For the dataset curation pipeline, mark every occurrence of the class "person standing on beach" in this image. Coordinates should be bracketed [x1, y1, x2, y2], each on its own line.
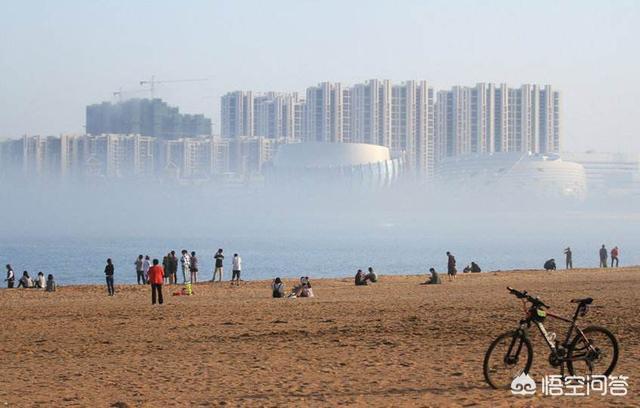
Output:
[180, 250, 191, 284]
[190, 251, 199, 284]
[212, 248, 224, 282]
[168, 251, 178, 284]
[143, 255, 151, 284]
[5, 264, 15, 288]
[564, 247, 573, 269]
[231, 253, 242, 285]
[148, 259, 164, 305]
[611, 246, 620, 267]
[135, 255, 145, 284]
[105, 258, 115, 296]
[446, 251, 457, 281]
[599, 245, 608, 268]
[162, 253, 170, 284]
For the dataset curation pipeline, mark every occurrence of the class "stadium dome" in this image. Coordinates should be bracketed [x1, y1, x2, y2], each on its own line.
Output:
[269, 142, 404, 189]
[435, 152, 587, 198]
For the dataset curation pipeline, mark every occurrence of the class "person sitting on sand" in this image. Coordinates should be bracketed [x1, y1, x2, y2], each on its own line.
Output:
[35, 272, 45, 289]
[355, 269, 368, 286]
[463, 265, 471, 273]
[544, 259, 557, 271]
[272, 277, 285, 298]
[470, 262, 481, 273]
[17, 271, 34, 288]
[421, 268, 441, 285]
[45, 274, 56, 292]
[366, 267, 378, 283]
[289, 276, 314, 298]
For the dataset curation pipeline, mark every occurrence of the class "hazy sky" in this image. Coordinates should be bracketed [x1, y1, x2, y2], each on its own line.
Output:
[1, 0, 638, 152]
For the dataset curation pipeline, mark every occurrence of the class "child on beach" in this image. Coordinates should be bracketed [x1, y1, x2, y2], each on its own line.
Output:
[355, 269, 368, 286]
[272, 277, 285, 298]
[46, 274, 56, 292]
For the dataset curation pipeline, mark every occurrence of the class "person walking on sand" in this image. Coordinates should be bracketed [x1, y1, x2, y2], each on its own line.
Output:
[135, 255, 145, 284]
[143, 255, 151, 284]
[599, 245, 608, 268]
[212, 248, 224, 282]
[446, 251, 457, 281]
[5, 264, 15, 288]
[168, 251, 178, 284]
[611, 246, 620, 268]
[564, 247, 573, 269]
[148, 258, 164, 305]
[231, 253, 242, 285]
[105, 258, 115, 296]
[180, 250, 191, 284]
[190, 251, 199, 284]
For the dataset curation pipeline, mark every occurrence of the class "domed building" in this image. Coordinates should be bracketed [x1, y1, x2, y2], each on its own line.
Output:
[435, 152, 587, 199]
[268, 142, 404, 189]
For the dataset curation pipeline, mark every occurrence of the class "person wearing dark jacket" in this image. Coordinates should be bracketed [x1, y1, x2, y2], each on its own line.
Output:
[599, 245, 608, 268]
[470, 262, 481, 273]
[105, 258, 115, 296]
[544, 259, 556, 271]
[5, 264, 15, 288]
[446, 251, 457, 281]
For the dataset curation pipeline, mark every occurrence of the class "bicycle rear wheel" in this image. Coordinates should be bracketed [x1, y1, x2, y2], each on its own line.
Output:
[483, 330, 534, 389]
[567, 325, 619, 377]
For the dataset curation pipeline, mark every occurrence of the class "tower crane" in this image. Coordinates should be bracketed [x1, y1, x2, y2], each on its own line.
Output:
[139, 76, 209, 99]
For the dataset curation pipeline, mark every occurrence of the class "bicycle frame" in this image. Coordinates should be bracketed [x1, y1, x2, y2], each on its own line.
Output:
[517, 299, 592, 364]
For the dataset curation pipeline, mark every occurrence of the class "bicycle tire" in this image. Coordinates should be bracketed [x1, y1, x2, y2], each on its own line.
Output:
[483, 330, 534, 389]
[566, 325, 619, 377]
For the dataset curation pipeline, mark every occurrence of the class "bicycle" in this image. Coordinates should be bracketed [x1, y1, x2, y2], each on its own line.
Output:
[483, 287, 619, 389]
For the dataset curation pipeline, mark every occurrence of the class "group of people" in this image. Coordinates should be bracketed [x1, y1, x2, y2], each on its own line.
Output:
[546, 244, 622, 270]
[100, 248, 244, 303]
[271, 276, 314, 298]
[354, 267, 378, 286]
[4, 265, 56, 291]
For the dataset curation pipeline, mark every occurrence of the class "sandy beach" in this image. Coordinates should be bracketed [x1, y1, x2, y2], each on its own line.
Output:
[1, 267, 638, 407]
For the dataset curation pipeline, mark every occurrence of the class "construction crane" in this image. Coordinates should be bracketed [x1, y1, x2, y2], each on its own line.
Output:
[139, 76, 208, 100]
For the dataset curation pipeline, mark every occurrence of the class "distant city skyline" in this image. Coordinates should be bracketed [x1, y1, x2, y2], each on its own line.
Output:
[1, 1, 638, 153]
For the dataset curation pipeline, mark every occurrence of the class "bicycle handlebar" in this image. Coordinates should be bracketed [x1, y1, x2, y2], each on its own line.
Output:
[507, 287, 550, 309]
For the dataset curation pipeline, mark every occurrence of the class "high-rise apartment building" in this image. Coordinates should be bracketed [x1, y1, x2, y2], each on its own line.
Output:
[86, 98, 211, 139]
[391, 81, 435, 176]
[221, 91, 254, 138]
[303, 82, 346, 143]
[254, 92, 301, 142]
[435, 83, 560, 159]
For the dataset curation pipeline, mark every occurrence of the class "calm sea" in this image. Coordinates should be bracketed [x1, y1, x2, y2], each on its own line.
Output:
[1, 227, 637, 285]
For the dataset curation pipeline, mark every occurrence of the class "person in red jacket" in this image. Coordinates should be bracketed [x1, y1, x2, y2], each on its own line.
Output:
[147, 259, 165, 305]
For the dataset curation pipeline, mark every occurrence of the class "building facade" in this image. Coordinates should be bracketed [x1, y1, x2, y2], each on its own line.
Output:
[434, 83, 561, 159]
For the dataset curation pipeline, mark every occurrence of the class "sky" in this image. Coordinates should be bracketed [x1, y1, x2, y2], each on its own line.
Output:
[0, 0, 638, 152]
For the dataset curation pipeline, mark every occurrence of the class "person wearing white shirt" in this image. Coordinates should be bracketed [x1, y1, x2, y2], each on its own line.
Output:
[143, 256, 151, 284]
[180, 250, 191, 284]
[231, 253, 242, 285]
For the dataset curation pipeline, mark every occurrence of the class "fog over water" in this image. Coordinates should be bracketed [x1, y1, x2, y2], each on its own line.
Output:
[1, 179, 638, 285]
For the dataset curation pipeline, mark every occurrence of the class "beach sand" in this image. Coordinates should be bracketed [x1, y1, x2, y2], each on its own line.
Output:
[0, 267, 638, 407]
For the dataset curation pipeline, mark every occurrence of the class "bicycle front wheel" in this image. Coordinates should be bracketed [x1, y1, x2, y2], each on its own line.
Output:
[567, 325, 619, 377]
[483, 330, 533, 389]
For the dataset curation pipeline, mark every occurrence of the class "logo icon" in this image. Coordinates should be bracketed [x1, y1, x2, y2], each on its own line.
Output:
[511, 372, 536, 395]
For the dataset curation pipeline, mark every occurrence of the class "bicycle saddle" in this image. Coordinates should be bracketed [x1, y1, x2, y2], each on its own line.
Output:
[570, 297, 593, 305]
